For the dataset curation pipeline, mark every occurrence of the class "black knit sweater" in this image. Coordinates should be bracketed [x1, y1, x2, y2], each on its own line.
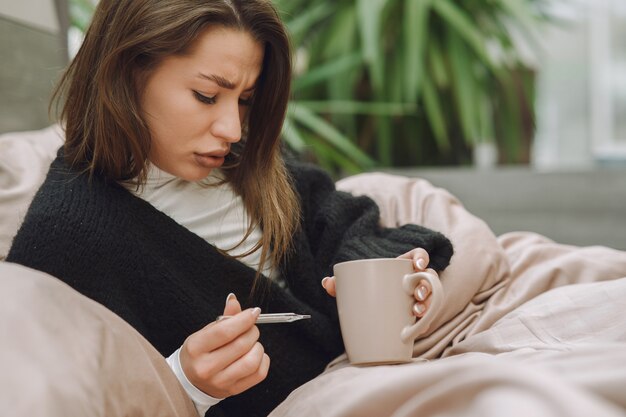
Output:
[7, 153, 453, 417]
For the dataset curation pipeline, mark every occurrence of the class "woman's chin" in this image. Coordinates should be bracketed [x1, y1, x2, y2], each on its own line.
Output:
[168, 163, 214, 182]
[182, 168, 213, 181]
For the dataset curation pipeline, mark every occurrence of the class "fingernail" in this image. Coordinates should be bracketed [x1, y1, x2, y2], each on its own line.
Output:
[417, 285, 428, 301]
[225, 293, 236, 305]
[251, 307, 261, 317]
[321, 277, 329, 288]
[413, 303, 426, 316]
[415, 259, 426, 270]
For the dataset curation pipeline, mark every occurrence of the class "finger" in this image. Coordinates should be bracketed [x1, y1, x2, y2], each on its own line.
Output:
[425, 267, 437, 273]
[180, 322, 262, 397]
[183, 323, 261, 390]
[413, 297, 432, 318]
[188, 308, 261, 354]
[206, 324, 261, 372]
[228, 352, 271, 396]
[413, 301, 426, 317]
[397, 248, 430, 271]
[413, 279, 432, 301]
[223, 293, 242, 317]
[321, 276, 336, 297]
[212, 341, 266, 390]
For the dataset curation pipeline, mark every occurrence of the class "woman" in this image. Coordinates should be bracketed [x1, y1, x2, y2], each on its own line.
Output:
[7, 0, 453, 416]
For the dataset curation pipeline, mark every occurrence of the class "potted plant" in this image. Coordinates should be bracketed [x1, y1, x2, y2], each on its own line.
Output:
[275, 0, 550, 174]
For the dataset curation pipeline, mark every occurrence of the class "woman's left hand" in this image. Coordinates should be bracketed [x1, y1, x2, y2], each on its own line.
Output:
[321, 248, 436, 318]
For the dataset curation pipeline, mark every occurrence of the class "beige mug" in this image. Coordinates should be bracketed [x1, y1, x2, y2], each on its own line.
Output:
[333, 258, 444, 365]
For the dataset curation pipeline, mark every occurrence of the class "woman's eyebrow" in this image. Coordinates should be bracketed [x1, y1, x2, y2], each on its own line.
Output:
[196, 73, 256, 91]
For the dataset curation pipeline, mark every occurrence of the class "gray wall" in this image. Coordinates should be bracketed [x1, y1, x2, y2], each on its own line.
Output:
[0, 10, 66, 134]
[386, 167, 626, 250]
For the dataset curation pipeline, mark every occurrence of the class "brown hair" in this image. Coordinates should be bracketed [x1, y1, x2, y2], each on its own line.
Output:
[52, 0, 300, 283]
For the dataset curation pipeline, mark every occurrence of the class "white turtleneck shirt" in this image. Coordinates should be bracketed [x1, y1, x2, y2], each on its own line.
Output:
[128, 164, 276, 278]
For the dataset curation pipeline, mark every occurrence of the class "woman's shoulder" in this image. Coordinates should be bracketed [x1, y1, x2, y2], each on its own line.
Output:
[284, 158, 336, 195]
[7, 152, 150, 264]
[39, 150, 129, 206]
[20, 150, 143, 240]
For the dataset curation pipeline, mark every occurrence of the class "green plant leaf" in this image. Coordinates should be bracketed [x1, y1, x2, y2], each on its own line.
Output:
[428, 38, 449, 89]
[356, 0, 387, 93]
[447, 31, 479, 144]
[376, 116, 393, 166]
[404, 0, 432, 101]
[284, 2, 335, 41]
[495, 0, 545, 56]
[289, 104, 376, 168]
[308, 139, 363, 176]
[320, 4, 357, 59]
[432, 0, 496, 72]
[296, 100, 417, 115]
[292, 52, 363, 92]
[389, 45, 406, 103]
[322, 5, 360, 123]
[421, 76, 450, 151]
[281, 116, 307, 153]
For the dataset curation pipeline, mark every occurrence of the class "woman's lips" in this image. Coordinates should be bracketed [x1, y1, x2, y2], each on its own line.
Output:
[193, 152, 226, 168]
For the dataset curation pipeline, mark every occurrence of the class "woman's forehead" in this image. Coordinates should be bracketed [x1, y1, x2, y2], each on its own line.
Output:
[186, 26, 264, 78]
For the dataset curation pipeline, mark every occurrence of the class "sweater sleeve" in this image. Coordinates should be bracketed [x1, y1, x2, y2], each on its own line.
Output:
[283, 161, 453, 313]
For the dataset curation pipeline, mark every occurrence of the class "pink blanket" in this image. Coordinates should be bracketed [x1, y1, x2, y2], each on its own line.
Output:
[269, 173, 626, 417]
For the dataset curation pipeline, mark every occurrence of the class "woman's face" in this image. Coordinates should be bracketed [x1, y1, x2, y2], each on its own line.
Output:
[141, 26, 263, 181]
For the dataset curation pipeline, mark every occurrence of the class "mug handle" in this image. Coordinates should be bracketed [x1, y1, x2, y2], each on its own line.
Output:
[400, 271, 445, 343]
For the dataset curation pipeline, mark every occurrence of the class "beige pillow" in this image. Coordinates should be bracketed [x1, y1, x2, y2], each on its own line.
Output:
[0, 261, 197, 417]
[0, 125, 64, 260]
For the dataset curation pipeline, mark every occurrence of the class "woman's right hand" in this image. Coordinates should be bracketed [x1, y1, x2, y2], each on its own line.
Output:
[179, 294, 270, 399]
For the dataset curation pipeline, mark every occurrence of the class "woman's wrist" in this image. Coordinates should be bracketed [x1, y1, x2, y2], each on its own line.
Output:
[165, 347, 223, 416]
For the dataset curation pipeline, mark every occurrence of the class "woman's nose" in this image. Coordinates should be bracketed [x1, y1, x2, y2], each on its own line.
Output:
[211, 104, 242, 143]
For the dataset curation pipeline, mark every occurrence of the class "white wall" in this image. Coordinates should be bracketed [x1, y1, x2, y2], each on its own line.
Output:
[532, 0, 626, 169]
[0, 0, 59, 33]
[532, 0, 593, 170]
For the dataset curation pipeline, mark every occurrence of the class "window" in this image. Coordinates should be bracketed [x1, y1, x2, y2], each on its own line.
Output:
[590, 0, 626, 162]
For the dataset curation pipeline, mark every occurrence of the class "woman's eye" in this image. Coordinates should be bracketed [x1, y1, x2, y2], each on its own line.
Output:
[193, 91, 216, 105]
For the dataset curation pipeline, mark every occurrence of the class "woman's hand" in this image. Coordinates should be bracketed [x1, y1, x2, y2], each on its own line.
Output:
[321, 248, 436, 318]
[179, 294, 270, 399]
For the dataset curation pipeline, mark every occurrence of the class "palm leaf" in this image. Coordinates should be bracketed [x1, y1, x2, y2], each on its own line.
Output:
[447, 31, 479, 144]
[289, 104, 376, 168]
[432, 0, 496, 72]
[421, 76, 450, 151]
[356, 0, 387, 93]
[308, 139, 364, 175]
[284, 2, 335, 41]
[403, 0, 433, 101]
[281, 116, 307, 153]
[296, 100, 416, 115]
[292, 52, 363, 92]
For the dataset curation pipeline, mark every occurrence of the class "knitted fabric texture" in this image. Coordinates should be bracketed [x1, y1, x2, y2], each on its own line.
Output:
[8, 152, 453, 417]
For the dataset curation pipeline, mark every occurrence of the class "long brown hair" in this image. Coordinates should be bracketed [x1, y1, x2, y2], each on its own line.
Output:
[51, 0, 300, 282]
